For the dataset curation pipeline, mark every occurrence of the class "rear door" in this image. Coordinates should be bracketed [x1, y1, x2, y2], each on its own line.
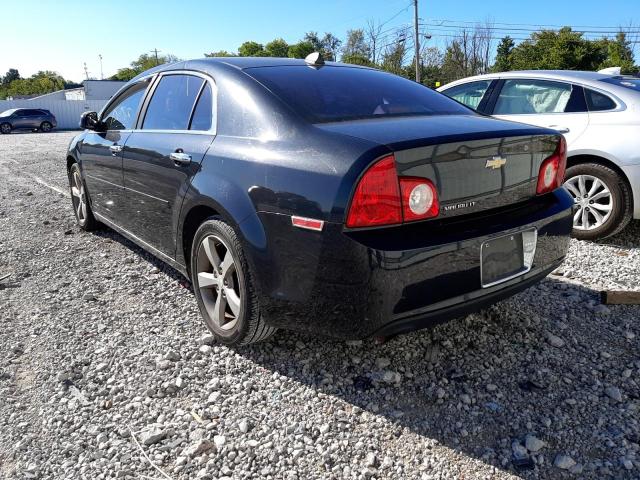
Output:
[80, 80, 150, 218]
[121, 72, 215, 257]
[12, 110, 31, 129]
[490, 78, 589, 147]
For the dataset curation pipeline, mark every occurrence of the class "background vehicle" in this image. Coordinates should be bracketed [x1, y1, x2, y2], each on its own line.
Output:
[439, 71, 640, 240]
[0, 108, 57, 134]
[66, 57, 573, 346]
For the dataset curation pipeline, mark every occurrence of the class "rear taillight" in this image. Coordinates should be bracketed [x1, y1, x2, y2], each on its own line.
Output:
[536, 136, 567, 195]
[346, 155, 439, 228]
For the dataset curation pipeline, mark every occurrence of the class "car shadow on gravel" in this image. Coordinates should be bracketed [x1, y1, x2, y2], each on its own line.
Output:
[231, 277, 640, 479]
[87, 225, 639, 478]
[597, 220, 640, 250]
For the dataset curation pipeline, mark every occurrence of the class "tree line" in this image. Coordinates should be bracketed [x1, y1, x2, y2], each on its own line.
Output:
[1, 24, 638, 100]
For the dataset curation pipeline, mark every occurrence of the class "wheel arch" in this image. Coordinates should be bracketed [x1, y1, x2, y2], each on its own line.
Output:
[566, 153, 634, 213]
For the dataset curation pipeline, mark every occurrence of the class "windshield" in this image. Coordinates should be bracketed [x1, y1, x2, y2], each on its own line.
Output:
[246, 65, 472, 123]
[600, 76, 640, 91]
[0, 109, 17, 117]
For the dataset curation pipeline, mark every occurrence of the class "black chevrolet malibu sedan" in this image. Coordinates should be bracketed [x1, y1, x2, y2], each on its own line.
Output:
[66, 55, 573, 345]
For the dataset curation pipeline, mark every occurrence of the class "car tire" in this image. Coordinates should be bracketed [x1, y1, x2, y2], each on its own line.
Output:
[0, 123, 11, 134]
[68, 163, 98, 231]
[40, 121, 53, 133]
[564, 162, 632, 240]
[191, 217, 277, 346]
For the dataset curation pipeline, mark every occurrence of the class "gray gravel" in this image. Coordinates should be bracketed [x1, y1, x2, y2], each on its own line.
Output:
[1, 131, 639, 479]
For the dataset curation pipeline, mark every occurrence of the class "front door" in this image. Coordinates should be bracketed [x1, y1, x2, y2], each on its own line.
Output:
[491, 78, 590, 147]
[80, 81, 149, 219]
[121, 73, 215, 257]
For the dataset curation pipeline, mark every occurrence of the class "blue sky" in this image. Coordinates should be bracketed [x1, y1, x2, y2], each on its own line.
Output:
[2, 0, 638, 82]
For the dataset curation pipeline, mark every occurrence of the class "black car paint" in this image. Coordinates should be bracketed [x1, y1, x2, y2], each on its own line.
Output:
[67, 58, 573, 339]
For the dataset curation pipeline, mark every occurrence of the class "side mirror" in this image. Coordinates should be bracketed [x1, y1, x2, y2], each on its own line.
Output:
[80, 111, 103, 131]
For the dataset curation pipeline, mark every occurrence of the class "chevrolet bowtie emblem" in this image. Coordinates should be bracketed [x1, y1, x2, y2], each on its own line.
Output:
[485, 156, 507, 169]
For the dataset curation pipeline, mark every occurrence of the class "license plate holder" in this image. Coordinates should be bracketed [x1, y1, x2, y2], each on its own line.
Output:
[481, 229, 537, 288]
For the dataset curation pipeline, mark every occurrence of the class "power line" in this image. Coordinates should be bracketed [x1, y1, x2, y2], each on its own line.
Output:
[421, 22, 640, 35]
[424, 18, 640, 31]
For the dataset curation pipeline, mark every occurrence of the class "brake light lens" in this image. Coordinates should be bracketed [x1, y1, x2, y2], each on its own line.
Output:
[536, 136, 567, 195]
[346, 155, 439, 228]
[400, 178, 439, 221]
[345, 155, 402, 228]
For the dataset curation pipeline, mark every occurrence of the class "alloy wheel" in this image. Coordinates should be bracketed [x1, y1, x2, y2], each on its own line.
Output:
[564, 174, 613, 231]
[196, 234, 242, 331]
[70, 170, 87, 223]
[41, 122, 51, 132]
[1, 124, 10, 134]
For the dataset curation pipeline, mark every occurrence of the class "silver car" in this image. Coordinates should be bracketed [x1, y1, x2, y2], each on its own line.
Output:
[439, 71, 640, 240]
[0, 108, 57, 134]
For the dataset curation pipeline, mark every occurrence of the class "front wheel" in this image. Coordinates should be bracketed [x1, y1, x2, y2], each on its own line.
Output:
[68, 163, 98, 231]
[563, 163, 632, 240]
[40, 121, 52, 132]
[191, 218, 276, 346]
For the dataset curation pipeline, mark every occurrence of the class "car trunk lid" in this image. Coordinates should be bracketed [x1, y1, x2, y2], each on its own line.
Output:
[318, 115, 561, 219]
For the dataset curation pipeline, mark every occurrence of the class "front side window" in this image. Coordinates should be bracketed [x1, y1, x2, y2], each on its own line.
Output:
[585, 89, 617, 111]
[143, 74, 204, 130]
[494, 79, 573, 115]
[102, 82, 148, 130]
[246, 66, 471, 123]
[442, 80, 492, 110]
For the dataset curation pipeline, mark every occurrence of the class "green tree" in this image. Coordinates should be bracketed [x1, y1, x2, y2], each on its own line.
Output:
[238, 41, 266, 57]
[110, 53, 179, 81]
[288, 41, 315, 59]
[598, 32, 638, 74]
[204, 50, 236, 57]
[510, 28, 607, 71]
[2, 68, 20, 86]
[264, 38, 289, 57]
[493, 36, 515, 72]
[380, 34, 408, 76]
[303, 31, 342, 60]
[342, 29, 372, 65]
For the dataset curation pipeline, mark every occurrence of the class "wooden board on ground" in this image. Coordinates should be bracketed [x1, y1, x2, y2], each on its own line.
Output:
[601, 290, 640, 305]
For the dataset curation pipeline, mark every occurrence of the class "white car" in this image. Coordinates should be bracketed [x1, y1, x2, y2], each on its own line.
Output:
[439, 70, 640, 240]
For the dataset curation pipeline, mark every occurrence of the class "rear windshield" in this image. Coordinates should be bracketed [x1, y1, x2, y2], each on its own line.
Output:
[0, 109, 17, 117]
[600, 77, 640, 91]
[246, 65, 472, 123]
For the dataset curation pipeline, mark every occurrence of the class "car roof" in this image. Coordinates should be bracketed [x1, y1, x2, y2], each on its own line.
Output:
[441, 70, 624, 88]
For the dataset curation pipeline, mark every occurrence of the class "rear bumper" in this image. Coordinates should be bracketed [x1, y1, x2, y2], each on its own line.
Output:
[621, 163, 640, 219]
[248, 188, 573, 339]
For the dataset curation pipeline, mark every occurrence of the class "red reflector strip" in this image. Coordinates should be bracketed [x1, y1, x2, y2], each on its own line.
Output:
[291, 216, 324, 231]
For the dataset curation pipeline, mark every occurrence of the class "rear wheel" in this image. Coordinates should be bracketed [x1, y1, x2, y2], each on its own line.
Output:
[68, 163, 98, 231]
[563, 162, 631, 240]
[40, 121, 52, 132]
[0, 123, 11, 134]
[191, 218, 276, 346]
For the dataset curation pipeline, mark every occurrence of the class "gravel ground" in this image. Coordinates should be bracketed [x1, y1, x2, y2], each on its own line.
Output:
[1, 131, 639, 480]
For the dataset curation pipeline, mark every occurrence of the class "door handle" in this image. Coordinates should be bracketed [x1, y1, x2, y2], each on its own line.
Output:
[549, 125, 570, 134]
[170, 152, 192, 166]
[109, 145, 123, 156]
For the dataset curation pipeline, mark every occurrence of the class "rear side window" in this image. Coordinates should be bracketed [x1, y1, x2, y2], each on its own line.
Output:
[494, 79, 573, 115]
[143, 74, 204, 130]
[246, 66, 471, 123]
[442, 80, 492, 110]
[585, 89, 617, 111]
[189, 83, 213, 131]
[103, 81, 148, 130]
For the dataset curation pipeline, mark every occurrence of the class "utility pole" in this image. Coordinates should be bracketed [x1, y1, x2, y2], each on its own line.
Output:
[413, 0, 420, 83]
[83, 62, 89, 80]
[98, 54, 103, 80]
[151, 48, 160, 66]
